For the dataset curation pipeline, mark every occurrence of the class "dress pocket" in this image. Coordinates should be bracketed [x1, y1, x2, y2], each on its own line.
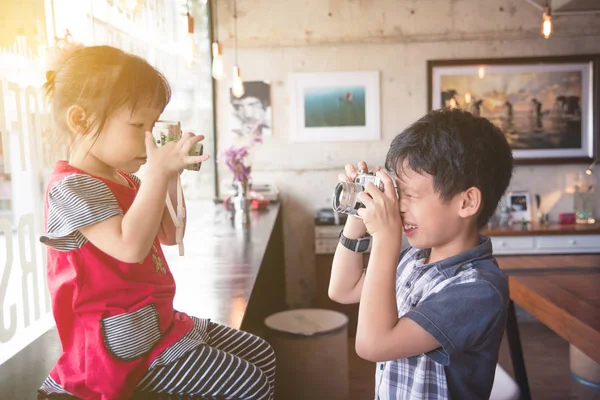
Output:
[100, 303, 162, 361]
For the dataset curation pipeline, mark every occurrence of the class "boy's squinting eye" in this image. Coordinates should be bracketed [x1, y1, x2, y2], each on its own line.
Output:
[130, 123, 144, 129]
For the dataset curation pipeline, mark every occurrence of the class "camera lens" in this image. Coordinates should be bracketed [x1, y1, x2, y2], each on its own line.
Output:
[332, 181, 363, 216]
[332, 183, 345, 210]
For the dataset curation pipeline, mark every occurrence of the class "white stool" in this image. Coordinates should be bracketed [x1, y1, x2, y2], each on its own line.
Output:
[570, 344, 600, 389]
[265, 309, 349, 400]
[490, 364, 520, 400]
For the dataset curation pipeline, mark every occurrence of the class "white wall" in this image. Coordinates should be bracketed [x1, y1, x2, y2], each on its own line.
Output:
[214, 0, 600, 307]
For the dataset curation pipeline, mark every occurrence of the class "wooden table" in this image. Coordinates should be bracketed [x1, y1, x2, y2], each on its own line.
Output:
[483, 222, 600, 237]
[497, 254, 600, 274]
[0, 200, 286, 399]
[498, 255, 600, 400]
[163, 200, 286, 333]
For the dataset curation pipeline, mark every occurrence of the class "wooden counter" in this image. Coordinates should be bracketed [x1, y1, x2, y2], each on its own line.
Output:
[482, 222, 600, 237]
[163, 200, 286, 333]
[480, 222, 600, 255]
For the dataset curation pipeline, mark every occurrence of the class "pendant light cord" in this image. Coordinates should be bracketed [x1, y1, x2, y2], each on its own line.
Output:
[213, 0, 219, 41]
[234, 0, 238, 65]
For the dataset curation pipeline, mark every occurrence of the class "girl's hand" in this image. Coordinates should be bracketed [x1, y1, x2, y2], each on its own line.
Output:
[144, 131, 209, 178]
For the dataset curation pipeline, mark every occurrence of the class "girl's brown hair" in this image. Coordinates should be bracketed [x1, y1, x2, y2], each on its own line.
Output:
[43, 45, 171, 152]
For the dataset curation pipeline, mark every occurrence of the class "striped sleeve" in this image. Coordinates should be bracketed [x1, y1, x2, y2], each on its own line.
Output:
[40, 174, 122, 251]
[128, 173, 142, 188]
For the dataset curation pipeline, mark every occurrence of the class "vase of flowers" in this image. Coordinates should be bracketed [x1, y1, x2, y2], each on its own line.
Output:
[222, 138, 261, 225]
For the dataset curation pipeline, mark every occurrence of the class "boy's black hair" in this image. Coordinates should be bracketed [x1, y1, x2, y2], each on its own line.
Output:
[385, 108, 514, 229]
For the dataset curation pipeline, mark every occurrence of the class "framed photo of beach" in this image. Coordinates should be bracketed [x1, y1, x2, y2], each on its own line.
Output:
[288, 71, 381, 143]
[427, 56, 599, 165]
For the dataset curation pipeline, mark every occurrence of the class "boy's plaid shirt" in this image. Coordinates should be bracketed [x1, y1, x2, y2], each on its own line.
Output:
[373, 237, 508, 399]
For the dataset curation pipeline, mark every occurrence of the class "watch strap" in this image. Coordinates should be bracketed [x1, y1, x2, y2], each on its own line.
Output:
[339, 230, 371, 253]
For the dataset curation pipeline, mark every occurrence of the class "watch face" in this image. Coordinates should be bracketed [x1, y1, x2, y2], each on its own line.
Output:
[357, 239, 370, 252]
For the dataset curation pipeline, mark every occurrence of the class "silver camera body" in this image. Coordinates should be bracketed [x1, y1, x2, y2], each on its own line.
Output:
[152, 121, 203, 171]
[332, 172, 386, 218]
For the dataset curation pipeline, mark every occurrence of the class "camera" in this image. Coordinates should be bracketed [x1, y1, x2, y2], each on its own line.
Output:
[152, 121, 203, 171]
[332, 172, 394, 217]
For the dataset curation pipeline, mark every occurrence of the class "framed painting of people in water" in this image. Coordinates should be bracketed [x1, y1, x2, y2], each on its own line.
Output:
[288, 71, 381, 143]
[427, 56, 599, 164]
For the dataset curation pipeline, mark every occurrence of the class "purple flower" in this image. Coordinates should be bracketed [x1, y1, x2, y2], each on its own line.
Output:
[220, 144, 253, 183]
[251, 135, 263, 144]
[218, 134, 263, 183]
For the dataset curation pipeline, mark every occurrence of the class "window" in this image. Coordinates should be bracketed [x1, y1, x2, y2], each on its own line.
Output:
[0, 0, 215, 364]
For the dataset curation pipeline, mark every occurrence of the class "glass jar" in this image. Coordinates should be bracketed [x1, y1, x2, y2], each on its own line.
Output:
[573, 172, 597, 224]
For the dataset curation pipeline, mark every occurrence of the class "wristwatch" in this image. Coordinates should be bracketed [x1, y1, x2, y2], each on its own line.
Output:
[339, 230, 371, 253]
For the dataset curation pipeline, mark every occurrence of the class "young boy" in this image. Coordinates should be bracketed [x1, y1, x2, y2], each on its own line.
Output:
[329, 108, 514, 399]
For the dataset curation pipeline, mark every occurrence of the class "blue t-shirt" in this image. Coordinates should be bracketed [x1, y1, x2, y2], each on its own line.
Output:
[375, 235, 509, 400]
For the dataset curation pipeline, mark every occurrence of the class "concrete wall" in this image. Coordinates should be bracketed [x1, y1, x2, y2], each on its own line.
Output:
[213, 0, 600, 307]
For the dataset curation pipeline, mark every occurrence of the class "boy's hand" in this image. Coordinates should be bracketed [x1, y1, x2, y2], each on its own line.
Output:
[356, 171, 402, 242]
[145, 131, 209, 178]
[338, 161, 381, 184]
[339, 161, 381, 237]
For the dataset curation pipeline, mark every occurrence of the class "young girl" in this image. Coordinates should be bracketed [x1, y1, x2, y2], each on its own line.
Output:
[38, 45, 276, 400]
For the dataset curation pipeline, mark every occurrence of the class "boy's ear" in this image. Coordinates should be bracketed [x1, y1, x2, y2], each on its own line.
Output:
[458, 186, 482, 219]
[65, 105, 89, 134]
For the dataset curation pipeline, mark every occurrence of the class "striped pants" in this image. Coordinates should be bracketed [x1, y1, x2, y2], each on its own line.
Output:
[133, 322, 276, 399]
[40, 322, 276, 400]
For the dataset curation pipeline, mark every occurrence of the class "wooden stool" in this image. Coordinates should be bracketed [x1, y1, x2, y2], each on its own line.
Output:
[265, 309, 349, 400]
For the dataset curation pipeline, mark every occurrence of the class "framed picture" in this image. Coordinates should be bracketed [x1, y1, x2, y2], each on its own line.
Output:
[506, 191, 533, 224]
[288, 71, 381, 143]
[230, 81, 272, 138]
[427, 55, 599, 164]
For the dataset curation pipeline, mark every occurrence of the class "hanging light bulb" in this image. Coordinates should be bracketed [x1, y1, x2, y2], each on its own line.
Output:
[478, 66, 485, 79]
[210, 0, 224, 80]
[185, 3, 197, 65]
[212, 42, 224, 80]
[231, 0, 245, 97]
[232, 66, 245, 98]
[541, 5, 552, 39]
[186, 37, 197, 65]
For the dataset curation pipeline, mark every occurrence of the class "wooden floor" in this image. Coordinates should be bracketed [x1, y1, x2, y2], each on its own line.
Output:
[2, 320, 599, 399]
[349, 320, 600, 400]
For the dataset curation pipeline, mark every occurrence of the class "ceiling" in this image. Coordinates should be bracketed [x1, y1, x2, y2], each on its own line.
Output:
[555, 0, 600, 11]
[541, 0, 600, 11]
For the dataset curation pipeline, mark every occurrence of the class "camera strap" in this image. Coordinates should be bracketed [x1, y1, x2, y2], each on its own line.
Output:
[165, 176, 185, 256]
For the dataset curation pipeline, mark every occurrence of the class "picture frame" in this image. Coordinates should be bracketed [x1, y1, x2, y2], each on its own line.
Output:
[427, 55, 600, 165]
[230, 81, 272, 138]
[506, 190, 533, 224]
[288, 71, 381, 143]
